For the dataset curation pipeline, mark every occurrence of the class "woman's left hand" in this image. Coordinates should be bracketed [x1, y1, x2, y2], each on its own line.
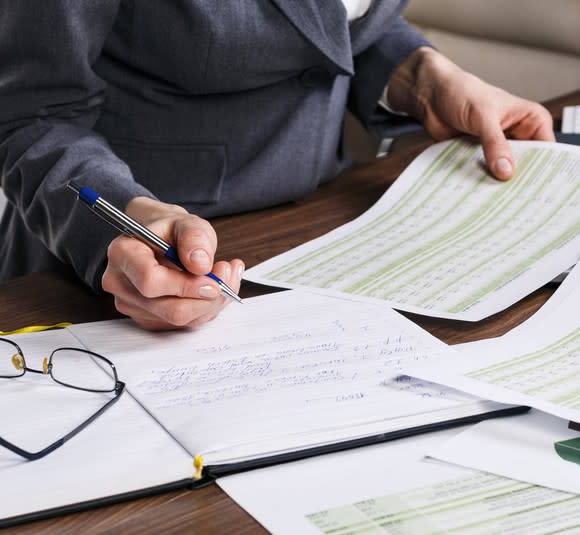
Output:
[387, 47, 555, 180]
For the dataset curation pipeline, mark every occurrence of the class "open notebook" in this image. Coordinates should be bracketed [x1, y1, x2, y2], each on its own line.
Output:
[0, 291, 522, 526]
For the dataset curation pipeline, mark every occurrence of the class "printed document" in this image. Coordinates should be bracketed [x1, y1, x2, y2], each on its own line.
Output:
[401, 264, 580, 422]
[429, 410, 580, 494]
[219, 428, 580, 535]
[246, 139, 580, 321]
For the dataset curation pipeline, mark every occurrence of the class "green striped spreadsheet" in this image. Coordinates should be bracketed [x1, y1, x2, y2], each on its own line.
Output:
[246, 139, 580, 321]
[467, 326, 580, 410]
[399, 265, 580, 423]
[307, 472, 580, 535]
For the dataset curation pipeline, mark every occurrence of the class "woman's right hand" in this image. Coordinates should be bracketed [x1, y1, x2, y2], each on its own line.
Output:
[102, 197, 244, 331]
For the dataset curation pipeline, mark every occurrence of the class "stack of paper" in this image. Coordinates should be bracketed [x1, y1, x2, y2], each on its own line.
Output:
[1, 139, 578, 531]
[220, 265, 580, 534]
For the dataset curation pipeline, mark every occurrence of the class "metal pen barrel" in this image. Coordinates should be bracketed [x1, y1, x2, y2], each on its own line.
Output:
[93, 196, 172, 254]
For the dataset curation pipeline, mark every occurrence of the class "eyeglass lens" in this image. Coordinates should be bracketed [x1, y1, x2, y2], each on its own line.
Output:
[0, 340, 116, 392]
[50, 348, 116, 392]
[0, 340, 25, 378]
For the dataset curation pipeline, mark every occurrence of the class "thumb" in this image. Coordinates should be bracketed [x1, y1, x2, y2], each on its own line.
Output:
[174, 215, 217, 276]
[480, 122, 514, 181]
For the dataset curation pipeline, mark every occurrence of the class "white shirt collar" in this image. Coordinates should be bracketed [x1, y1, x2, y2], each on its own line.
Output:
[341, 0, 373, 21]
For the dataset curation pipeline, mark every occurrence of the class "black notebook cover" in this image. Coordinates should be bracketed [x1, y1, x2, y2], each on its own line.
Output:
[0, 404, 528, 529]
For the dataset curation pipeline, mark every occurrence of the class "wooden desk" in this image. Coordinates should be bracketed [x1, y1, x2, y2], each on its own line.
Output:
[2, 90, 579, 534]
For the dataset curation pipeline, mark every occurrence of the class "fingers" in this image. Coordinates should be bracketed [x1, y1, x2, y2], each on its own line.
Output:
[482, 101, 554, 180]
[104, 264, 243, 330]
[508, 103, 555, 142]
[145, 213, 218, 276]
[103, 234, 245, 330]
[527, 106, 555, 141]
[125, 197, 219, 276]
[173, 216, 218, 276]
[106, 236, 216, 300]
[410, 55, 555, 181]
[112, 288, 226, 330]
[479, 121, 514, 181]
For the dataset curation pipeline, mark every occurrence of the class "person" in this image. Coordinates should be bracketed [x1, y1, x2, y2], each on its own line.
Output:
[0, 1, 554, 330]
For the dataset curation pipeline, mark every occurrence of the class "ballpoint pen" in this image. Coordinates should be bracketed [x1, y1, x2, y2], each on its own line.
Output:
[67, 181, 242, 304]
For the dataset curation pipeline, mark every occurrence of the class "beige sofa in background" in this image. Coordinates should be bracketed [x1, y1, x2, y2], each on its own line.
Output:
[405, 0, 580, 102]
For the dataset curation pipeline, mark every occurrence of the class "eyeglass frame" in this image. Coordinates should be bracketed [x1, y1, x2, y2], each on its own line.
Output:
[0, 337, 125, 461]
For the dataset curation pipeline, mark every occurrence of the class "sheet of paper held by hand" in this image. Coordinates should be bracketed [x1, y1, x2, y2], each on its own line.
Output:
[246, 139, 580, 321]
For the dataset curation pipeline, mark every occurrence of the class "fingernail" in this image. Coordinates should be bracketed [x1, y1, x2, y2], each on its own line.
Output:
[191, 249, 210, 265]
[494, 157, 513, 177]
[237, 265, 245, 280]
[198, 285, 219, 299]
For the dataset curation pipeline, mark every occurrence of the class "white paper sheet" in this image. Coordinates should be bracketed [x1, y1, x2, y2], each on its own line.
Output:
[451, 262, 580, 362]
[245, 139, 580, 321]
[219, 428, 580, 535]
[401, 264, 580, 422]
[429, 410, 580, 494]
[70, 291, 502, 466]
[0, 329, 192, 523]
[520, 260, 580, 325]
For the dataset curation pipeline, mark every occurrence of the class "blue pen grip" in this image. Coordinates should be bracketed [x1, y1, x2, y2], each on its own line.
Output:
[78, 186, 100, 207]
[165, 247, 223, 288]
[204, 272, 221, 284]
[164, 247, 186, 271]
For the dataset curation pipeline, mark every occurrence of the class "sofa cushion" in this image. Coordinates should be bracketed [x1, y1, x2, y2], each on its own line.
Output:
[405, 0, 580, 56]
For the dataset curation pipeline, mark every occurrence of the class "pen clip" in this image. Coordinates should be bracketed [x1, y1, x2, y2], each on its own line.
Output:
[68, 181, 132, 236]
[87, 204, 135, 238]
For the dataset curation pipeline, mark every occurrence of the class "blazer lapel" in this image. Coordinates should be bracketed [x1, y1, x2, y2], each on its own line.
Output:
[269, 0, 354, 74]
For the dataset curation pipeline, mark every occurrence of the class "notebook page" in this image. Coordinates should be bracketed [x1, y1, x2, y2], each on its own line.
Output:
[0, 329, 192, 523]
[71, 291, 504, 466]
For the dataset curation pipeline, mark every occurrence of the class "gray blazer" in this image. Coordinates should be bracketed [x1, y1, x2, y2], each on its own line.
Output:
[0, 1, 429, 291]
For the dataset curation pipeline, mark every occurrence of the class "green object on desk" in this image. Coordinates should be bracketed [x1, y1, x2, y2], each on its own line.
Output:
[555, 437, 580, 465]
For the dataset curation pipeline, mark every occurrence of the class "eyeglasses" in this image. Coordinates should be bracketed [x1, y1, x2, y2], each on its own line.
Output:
[0, 337, 125, 461]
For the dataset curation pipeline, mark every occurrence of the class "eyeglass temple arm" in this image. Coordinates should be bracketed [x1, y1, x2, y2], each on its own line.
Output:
[0, 381, 125, 461]
[0, 435, 64, 460]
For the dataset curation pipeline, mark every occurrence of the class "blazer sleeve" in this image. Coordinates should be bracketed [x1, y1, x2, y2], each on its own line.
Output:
[0, 1, 155, 291]
[348, 14, 432, 135]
